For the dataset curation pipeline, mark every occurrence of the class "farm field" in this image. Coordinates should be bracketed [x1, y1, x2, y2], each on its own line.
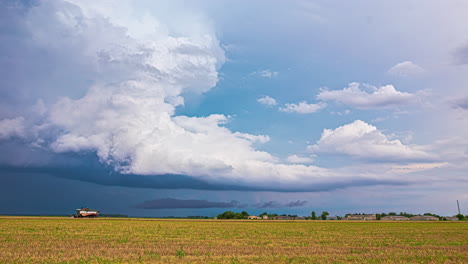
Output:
[0, 217, 467, 263]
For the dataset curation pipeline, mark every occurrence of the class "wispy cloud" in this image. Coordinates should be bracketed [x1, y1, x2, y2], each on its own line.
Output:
[387, 61, 424, 77]
[252, 69, 279, 78]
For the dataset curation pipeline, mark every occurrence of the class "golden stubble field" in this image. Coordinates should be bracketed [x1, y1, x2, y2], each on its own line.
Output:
[0, 217, 467, 263]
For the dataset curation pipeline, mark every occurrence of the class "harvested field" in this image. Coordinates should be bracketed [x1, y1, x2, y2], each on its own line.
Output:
[0, 217, 467, 263]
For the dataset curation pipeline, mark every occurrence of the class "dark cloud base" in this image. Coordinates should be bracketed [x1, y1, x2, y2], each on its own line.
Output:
[0, 143, 408, 192]
[133, 198, 309, 210]
[134, 198, 245, 209]
[0, 164, 407, 192]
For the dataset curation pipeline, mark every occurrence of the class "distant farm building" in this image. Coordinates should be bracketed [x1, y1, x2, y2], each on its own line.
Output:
[410, 215, 439, 221]
[344, 214, 376, 220]
[262, 215, 268, 220]
[381, 216, 409, 221]
[443, 217, 459, 221]
[326, 215, 338, 220]
[248, 215, 260, 220]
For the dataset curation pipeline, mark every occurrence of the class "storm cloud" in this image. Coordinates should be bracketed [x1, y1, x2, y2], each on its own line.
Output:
[134, 198, 245, 209]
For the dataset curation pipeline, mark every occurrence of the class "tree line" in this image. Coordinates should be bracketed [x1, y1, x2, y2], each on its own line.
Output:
[216, 210, 466, 220]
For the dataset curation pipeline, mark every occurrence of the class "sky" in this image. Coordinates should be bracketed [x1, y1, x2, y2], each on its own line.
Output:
[0, 0, 467, 217]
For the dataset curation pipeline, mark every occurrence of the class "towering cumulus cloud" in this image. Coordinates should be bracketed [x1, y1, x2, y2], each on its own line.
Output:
[0, 0, 343, 189]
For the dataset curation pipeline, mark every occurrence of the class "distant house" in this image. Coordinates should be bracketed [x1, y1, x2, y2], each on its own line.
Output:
[381, 216, 409, 221]
[326, 215, 338, 220]
[248, 215, 260, 220]
[262, 215, 268, 220]
[443, 217, 459, 221]
[294, 216, 306, 220]
[410, 215, 439, 221]
[344, 214, 376, 221]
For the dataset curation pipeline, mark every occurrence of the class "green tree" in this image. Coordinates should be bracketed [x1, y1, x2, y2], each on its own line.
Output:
[456, 214, 464, 220]
[320, 211, 329, 220]
[217, 211, 235, 219]
[376, 214, 381, 220]
[241, 211, 249, 218]
[233, 213, 244, 219]
[311, 211, 317, 220]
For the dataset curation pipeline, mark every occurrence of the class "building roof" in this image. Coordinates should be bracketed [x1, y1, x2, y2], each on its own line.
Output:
[381, 216, 409, 220]
[410, 215, 439, 221]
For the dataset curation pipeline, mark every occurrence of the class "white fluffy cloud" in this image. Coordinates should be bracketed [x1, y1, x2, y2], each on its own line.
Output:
[257, 96, 277, 106]
[308, 120, 433, 162]
[279, 101, 326, 114]
[0, 0, 348, 189]
[387, 61, 424, 77]
[0, 117, 25, 140]
[1, 0, 456, 191]
[286, 155, 314, 164]
[317, 82, 417, 109]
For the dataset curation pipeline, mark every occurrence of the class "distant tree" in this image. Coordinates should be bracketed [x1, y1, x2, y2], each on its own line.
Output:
[399, 212, 414, 218]
[233, 213, 244, 219]
[456, 214, 464, 220]
[424, 213, 441, 219]
[320, 211, 329, 220]
[268, 214, 278, 218]
[260, 212, 268, 217]
[376, 214, 381, 220]
[311, 211, 317, 220]
[241, 211, 249, 218]
[217, 211, 235, 219]
[389, 212, 397, 216]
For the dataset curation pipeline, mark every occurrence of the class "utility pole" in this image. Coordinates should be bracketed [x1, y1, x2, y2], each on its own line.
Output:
[457, 200, 461, 215]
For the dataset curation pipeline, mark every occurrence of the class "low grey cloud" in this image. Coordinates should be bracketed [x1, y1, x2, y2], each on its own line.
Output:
[453, 97, 468, 109]
[254, 200, 308, 208]
[285, 200, 308, 207]
[134, 198, 245, 209]
[454, 43, 468, 65]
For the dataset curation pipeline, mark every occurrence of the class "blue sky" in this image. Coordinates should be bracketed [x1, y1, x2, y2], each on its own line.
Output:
[1, 0, 467, 217]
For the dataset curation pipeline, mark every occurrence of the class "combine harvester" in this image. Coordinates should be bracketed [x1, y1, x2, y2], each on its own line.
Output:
[71, 207, 100, 218]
